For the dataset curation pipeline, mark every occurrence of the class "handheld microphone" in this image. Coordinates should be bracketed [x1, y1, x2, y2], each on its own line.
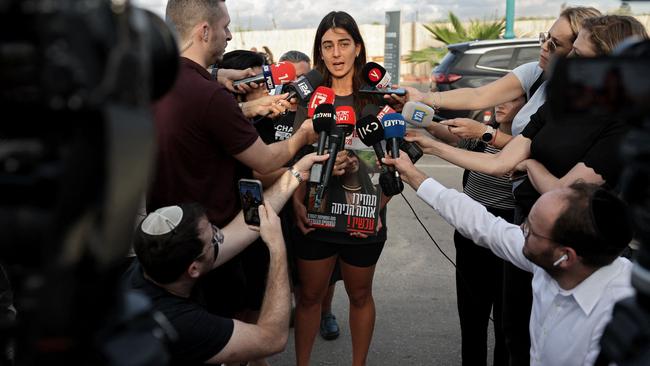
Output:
[232, 62, 296, 90]
[314, 106, 356, 209]
[362, 62, 392, 89]
[309, 104, 336, 183]
[365, 104, 423, 163]
[402, 101, 445, 127]
[308, 87, 336, 118]
[284, 69, 324, 102]
[355, 113, 404, 196]
[382, 113, 407, 159]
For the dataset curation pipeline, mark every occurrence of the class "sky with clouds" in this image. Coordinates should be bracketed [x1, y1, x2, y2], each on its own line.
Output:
[135, 0, 650, 29]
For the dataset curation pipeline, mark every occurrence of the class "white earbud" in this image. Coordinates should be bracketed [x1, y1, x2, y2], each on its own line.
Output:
[203, 29, 208, 41]
[553, 254, 569, 267]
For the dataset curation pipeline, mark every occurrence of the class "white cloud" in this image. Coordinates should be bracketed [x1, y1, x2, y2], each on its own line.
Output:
[134, 0, 650, 29]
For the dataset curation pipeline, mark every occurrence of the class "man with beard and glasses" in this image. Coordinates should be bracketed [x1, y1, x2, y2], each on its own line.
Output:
[382, 153, 634, 366]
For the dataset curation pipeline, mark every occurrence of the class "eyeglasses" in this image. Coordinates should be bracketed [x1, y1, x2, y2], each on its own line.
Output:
[520, 218, 555, 242]
[195, 224, 222, 261]
[539, 32, 558, 53]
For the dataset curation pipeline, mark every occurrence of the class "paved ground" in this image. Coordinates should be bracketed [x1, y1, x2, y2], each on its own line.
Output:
[270, 154, 497, 365]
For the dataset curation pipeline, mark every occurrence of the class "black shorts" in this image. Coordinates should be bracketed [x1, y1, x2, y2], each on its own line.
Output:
[295, 236, 385, 268]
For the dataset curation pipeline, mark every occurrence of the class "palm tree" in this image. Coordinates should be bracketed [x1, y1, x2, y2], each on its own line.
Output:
[406, 12, 505, 66]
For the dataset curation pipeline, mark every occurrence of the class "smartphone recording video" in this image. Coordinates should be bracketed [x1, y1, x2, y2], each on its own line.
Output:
[239, 179, 264, 226]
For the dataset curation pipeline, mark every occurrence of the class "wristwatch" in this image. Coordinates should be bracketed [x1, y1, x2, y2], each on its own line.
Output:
[481, 125, 496, 143]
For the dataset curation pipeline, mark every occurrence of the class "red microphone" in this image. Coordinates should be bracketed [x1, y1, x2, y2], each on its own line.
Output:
[232, 61, 296, 90]
[307, 86, 336, 118]
[270, 62, 296, 85]
[376, 104, 396, 121]
[335, 106, 356, 136]
[362, 62, 392, 89]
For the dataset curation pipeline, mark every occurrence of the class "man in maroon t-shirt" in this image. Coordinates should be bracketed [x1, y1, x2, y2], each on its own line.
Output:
[148, 0, 317, 228]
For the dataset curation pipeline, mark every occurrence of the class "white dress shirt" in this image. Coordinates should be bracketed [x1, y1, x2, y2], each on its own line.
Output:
[416, 178, 634, 366]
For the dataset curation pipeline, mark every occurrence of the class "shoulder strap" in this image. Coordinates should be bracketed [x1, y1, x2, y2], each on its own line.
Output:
[526, 72, 545, 102]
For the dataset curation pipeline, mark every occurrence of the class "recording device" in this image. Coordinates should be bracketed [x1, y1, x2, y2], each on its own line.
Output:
[545, 39, 650, 366]
[381, 113, 407, 160]
[363, 104, 422, 163]
[232, 61, 296, 90]
[0, 0, 179, 364]
[313, 106, 356, 209]
[355, 115, 404, 196]
[309, 104, 336, 183]
[402, 101, 446, 128]
[359, 85, 407, 96]
[284, 69, 324, 102]
[239, 179, 264, 226]
[308, 86, 336, 118]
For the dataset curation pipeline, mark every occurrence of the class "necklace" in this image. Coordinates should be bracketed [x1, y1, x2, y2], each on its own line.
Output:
[342, 184, 362, 191]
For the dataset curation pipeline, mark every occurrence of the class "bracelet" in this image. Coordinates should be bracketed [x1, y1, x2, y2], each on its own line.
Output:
[288, 166, 303, 183]
[211, 66, 219, 80]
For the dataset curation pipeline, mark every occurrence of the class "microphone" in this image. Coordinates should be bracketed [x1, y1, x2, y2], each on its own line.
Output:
[284, 69, 324, 102]
[355, 114, 403, 196]
[308, 87, 336, 118]
[362, 62, 392, 89]
[232, 62, 296, 90]
[382, 113, 407, 159]
[402, 101, 446, 128]
[309, 104, 336, 183]
[313, 106, 356, 209]
[365, 104, 423, 163]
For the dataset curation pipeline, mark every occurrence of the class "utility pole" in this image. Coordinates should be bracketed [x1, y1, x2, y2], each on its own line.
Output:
[504, 0, 515, 39]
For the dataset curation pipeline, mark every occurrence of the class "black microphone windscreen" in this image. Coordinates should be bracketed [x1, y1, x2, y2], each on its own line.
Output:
[312, 104, 336, 133]
[355, 115, 384, 146]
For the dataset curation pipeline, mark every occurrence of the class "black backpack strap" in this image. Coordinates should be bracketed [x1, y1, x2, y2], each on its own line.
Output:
[526, 72, 545, 102]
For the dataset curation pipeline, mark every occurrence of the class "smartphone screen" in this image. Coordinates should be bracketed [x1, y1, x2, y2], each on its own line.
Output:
[239, 179, 264, 226]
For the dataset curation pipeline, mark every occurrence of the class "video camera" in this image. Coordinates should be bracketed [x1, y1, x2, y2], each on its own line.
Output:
[0, 0, 179, 364]
[547, 38, 650, 366]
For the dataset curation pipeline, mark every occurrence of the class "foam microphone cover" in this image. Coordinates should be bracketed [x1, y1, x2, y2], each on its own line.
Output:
[270, 62, 297, 85]
[312, 104, 336, 134]
[362, 62, 387, 87]
[308, 86, 336, 118]
[335, 106, 356, 135]
[355, 115, 384, 146]
[402, 101, 436, 128]
[381, 113, 407, 139]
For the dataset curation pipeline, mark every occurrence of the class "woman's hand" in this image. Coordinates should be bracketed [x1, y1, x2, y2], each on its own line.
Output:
[332, 150, 350, 176]
[404, 130, 443, 156]
[292, 189, 315, 235]
[383, 85, 422, 112]
[440, 118, 486, 140]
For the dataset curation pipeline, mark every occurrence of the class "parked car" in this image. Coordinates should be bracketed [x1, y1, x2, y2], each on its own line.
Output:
[432, 38, 540, 120]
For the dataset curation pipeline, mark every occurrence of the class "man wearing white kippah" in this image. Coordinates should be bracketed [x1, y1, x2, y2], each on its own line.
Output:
[125, 153, 327, 365]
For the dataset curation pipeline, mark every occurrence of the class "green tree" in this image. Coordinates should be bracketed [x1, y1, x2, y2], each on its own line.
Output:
[406, 12, 505, 66]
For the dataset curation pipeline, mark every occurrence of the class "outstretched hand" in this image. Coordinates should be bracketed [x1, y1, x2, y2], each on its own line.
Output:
[382, 150, 428, 190]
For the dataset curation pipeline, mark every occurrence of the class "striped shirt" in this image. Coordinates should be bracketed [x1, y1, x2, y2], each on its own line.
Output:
[462, 143, 516, 210]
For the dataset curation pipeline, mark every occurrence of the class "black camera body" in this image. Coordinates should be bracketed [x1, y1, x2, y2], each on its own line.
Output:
[548, 39, 650, 366]
[0, 0, 179, 364]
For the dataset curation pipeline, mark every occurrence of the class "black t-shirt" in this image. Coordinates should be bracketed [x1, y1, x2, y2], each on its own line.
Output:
[294, 94, 388, 245]
[123, 261, 234, 365]
[254, 112, 296, 145]
[515, 103, 630, 216]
